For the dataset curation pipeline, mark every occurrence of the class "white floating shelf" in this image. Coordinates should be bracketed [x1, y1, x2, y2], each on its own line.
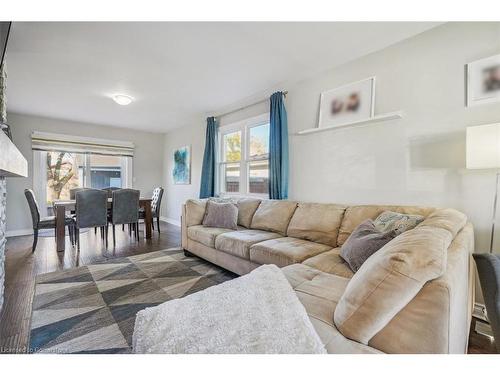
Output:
[296, 111, 404, 135]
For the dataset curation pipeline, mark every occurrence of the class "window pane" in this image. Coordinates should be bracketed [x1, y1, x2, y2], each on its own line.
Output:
[89, 154, 123, 189]
[223, 131, 241, 162]
[249, 123, 269, 159]
[249, 160, 269, 195]
[46, 151, 82, 204]
[223, 163, 240, 193]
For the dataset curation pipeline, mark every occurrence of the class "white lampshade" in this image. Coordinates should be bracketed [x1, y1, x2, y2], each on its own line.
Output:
[466, 123, 500, 169]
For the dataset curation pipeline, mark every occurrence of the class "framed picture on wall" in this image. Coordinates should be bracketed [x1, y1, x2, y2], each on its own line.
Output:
[318, 76, 375, 128]
[467, 54, 500, 107]
[173, 145, 191, 185]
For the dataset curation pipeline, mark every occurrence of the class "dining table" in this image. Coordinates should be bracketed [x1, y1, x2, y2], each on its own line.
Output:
[53, 197, 153, 252]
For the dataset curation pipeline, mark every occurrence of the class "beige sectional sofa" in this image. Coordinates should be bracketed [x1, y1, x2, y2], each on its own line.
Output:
[181, 198, 475, 354]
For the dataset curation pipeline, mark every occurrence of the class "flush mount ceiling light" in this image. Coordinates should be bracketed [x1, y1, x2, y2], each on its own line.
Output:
[112, 94, 134, 106]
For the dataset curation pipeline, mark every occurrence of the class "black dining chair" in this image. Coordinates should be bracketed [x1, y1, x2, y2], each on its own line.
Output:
[69, 187, 88, 215]
[24, 189, 75, 252]
[74, 189, 108, 249]
[102, 186, 121, 198]
[109, 189, 140, 246]
[100, 187, 122, 232]
[473, 253, 500, 353]
[139, 187, 164, 233]
[69, 187, 89, 200]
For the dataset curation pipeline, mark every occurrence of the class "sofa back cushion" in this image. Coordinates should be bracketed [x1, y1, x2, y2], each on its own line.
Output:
[185, 199, 208, 227]
[251, 200, 298, 235]
[237, 198, 261, 228]
[337, 205, 435, 246]
[287, 203, 346, 247]
[417, 208, 467, 238]
[333, 208, 467, 345]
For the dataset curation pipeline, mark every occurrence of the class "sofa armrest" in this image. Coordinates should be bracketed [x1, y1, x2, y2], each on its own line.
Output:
[367, 222, 475, 353]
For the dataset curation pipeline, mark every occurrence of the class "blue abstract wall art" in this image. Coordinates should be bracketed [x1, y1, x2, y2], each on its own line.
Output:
[173, 145, 191, 184]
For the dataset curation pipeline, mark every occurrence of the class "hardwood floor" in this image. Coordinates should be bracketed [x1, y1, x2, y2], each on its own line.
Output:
[468, 318, 497, 354]
[0, 221, 496, 354]
[0, 221, 181, 353]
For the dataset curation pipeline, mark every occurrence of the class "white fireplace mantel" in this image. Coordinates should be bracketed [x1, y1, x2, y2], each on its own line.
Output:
[0, 130, 27, 178]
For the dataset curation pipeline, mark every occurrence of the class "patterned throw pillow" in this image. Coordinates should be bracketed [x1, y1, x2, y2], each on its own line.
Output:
[208, 196, 238, 204]
[373, 211, 424, 235]
[202, 200, 238, 230]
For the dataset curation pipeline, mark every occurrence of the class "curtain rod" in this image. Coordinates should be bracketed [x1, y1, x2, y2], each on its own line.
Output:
[214, 90, 288, 119]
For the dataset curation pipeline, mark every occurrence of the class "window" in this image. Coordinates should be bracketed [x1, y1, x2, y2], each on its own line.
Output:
[32, 132, 134, 213]
[34, 151, 132, 215]
[31, 132, 134, 216]
[45, 151, 84, 203]
[222, 131, 241, 193]
[88, 154, 125, 189]
[218, 114, 270, 197]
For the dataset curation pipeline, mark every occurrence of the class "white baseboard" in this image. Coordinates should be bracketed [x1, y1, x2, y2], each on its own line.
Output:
[160, 216, 181, 227]
[6, 228, 33, 237]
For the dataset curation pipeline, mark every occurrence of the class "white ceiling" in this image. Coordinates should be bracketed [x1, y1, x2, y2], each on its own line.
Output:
[6, 22, 440, 133]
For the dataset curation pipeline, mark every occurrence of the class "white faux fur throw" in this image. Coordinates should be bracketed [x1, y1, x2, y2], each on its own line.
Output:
[132, 264, 326, 354]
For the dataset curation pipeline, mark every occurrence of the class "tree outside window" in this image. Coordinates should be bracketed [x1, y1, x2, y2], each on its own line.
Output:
[46, 152, 80, 203]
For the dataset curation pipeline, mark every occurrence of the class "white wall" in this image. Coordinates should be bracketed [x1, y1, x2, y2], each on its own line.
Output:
[161, 119, 205, 224]
[161, 22, 500, 256]
[6, 112, 164, 233]
[287, 22, 500, 253]
[160, 94, 269, 222]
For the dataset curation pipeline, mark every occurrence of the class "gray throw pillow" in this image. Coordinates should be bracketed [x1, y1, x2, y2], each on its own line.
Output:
[202, 200, 238, 230]
[340, 219, 398, 272]
[373, 211, 424, 235]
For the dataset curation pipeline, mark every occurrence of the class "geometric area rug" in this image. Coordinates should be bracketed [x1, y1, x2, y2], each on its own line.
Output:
[29, 248, 236, 354]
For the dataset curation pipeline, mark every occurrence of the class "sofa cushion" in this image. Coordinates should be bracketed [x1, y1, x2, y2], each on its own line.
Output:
[340, 220, 398, 272]
[337, 205, 435, 246]
[250, 200, 298, 235]
[283, 264, 349, 306]
[185, 199, 208, 227]
[187, 225, 236, 248]
[417, 208, 467, 237]
[202, 200, 238, 230]
[249, 237, 332, 267]
[237, 198, 261, 228]
[333, 208, 467, 345]
[287, 203, 346, 247]
[282, 264, 382, 354]
[302, 248, 354, 279]
[215, 229, 282, 260]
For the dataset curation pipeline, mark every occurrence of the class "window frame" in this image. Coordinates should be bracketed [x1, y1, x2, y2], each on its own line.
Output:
[32, 150, 133, 215]
[217, 113, 270, 198]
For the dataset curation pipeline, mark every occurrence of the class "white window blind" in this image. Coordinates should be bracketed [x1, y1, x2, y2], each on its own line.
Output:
[31, 131, 134, 157]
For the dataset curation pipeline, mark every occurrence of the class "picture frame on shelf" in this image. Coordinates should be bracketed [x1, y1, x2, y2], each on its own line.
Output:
[318, 76, 375, 129]
[467, 54, 500, 107]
